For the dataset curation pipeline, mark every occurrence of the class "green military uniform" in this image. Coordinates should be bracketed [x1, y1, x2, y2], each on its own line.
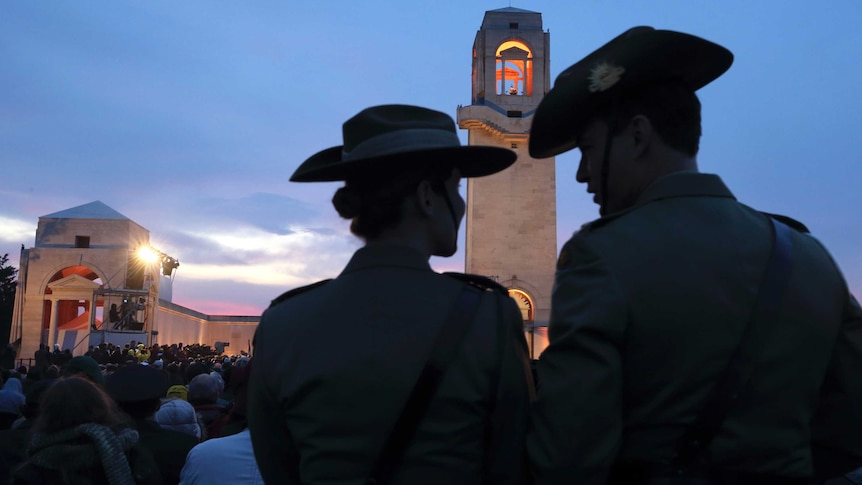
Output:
[528, 171, 862, 482]
[249, 244, 534, 484]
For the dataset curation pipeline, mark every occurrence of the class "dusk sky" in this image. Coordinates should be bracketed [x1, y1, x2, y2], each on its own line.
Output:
[2, 1, 860, 316]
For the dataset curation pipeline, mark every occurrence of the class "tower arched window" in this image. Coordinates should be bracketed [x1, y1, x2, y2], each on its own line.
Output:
[507, 289, 534, 322]
[495, 40, 533, 96]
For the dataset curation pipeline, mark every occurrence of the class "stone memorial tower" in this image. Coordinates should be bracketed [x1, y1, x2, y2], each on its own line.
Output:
[457, 7, 556, 357]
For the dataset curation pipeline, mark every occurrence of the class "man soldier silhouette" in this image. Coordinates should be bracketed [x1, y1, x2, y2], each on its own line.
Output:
[527, 27, 862, 484]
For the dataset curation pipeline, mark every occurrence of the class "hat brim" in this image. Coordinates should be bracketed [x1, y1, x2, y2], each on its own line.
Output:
[529, 28, 733, 159]
[290, 145, 517, 182]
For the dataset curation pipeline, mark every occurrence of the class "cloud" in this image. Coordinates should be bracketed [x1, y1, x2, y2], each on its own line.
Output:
[195, 192, 322, 235]
[0, 216, 37, 246]
[142, 195, 360, 309]
[153, 230, 247, 266]
[180, 225, 356, 282]
[172, 297, 264, 319]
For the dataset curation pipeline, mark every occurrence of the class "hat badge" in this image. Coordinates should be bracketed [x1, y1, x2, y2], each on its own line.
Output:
[588, 62, 626, 93]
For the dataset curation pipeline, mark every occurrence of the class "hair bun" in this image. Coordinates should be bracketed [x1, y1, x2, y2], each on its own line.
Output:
[332, 187, 362, 219]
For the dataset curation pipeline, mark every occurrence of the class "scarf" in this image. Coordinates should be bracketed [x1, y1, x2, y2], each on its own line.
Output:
[26, 423, 139, 485]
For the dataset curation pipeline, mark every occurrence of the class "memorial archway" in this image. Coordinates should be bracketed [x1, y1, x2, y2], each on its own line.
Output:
[495, 40, 533, 96]
[43, 266, 103, 351]
[508, 288, 548, 359]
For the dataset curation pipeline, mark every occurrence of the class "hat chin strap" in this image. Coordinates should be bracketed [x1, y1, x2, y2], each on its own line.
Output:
[441, 190, 460, 235]
[598, 120, 616, 217]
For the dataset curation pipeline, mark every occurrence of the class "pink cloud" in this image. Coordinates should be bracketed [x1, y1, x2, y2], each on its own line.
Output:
[171, 297, 263, 317]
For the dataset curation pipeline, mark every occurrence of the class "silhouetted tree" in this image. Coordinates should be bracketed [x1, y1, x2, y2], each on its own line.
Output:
[0, 254, 17, 347]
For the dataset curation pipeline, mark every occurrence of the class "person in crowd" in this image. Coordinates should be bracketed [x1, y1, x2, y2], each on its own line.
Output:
[179, 360, 261, 485]
[11, 377, 161, 485]
[187, 374, 229, 440]
[122, 349, 136, 366]
[164, 363, 184, 386]
[106, 364, 197, 485]
[154, 399, 202, 442]
[175, 343, 186, 361]
[32, 346, 49, 371]
[183, 362, 209, 385]
[207, 372, 229, 408]
[220, 358, 252, 437]
[161, 346, 176, 365]
[186, 374, 219, 406]
[43, 366, 59, 380]
[248, 104, 534, 484]
[49, 347, 70, 367]
[0, 376, 25, 431]
[49, 345, 60, 365]
[0, 379, 54, 485]
[1, 344, 15, 371]
[219, 357, 233, 390]
[165, 385, 188, 402]
[135, 344, 150, 364]
[108, 303, 121, 326]
[118, 301, 134, 330]
[147, 345, 160, 365]
[90, 344, 107, 365]
[106, 345, 121, 365]
[526, 26, 862, 484]
[61, 355, 105, 386]
[18, 367, 41, 398]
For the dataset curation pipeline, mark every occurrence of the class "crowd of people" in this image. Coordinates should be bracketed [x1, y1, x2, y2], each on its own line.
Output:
[22, 341, 231, 370]
[0, 343, 259, 484]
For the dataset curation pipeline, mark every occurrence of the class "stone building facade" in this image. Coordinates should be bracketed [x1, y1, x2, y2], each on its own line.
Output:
[10, 201, 257, 360]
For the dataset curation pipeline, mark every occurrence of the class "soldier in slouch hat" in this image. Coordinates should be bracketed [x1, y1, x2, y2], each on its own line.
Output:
[527, 27, 862, 484]
[249, 105, 534, 484]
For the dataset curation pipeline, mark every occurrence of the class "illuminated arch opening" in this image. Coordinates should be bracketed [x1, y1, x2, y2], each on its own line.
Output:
[42, 266, 104, 336]
[496, 40, 533, 96]
[508, 289, 534, 322]
[508, 288, 548, 359]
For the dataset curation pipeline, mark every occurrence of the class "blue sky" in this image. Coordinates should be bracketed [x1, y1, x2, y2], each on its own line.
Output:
[2, 1, 860, 315]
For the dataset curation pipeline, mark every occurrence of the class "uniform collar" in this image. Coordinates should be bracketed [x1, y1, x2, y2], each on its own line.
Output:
[634, 171, 736, 207]
[582, 172, 736, 231]
[341, 244, 433, 275]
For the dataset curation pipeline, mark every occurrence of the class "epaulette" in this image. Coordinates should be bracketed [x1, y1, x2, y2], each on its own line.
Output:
[761, 212, 810, 233]
[268, 279, 332, 309]
[443, 272, 508, 295]
[580, 206, 635, 232]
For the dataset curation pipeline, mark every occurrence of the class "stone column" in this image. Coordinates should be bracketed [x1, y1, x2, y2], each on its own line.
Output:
[87, 297, 95, 331]
[47, 298, 59, 349]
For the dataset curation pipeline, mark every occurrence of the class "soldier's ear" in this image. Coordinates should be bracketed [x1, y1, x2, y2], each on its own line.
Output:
[413, 179, 436, 218]
[629, 115, 653, 159]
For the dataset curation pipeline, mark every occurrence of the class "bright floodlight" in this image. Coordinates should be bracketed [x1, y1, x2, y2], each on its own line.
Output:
[137, 246, 159, 263]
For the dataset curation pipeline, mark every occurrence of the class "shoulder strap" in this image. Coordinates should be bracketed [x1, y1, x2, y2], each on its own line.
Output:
[443, 272, 509, 295]
[760, 211, 810, 233]
[673, 217, 794, 468]
[366, 284, 484, 485]
[268, 279, 331, 308]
